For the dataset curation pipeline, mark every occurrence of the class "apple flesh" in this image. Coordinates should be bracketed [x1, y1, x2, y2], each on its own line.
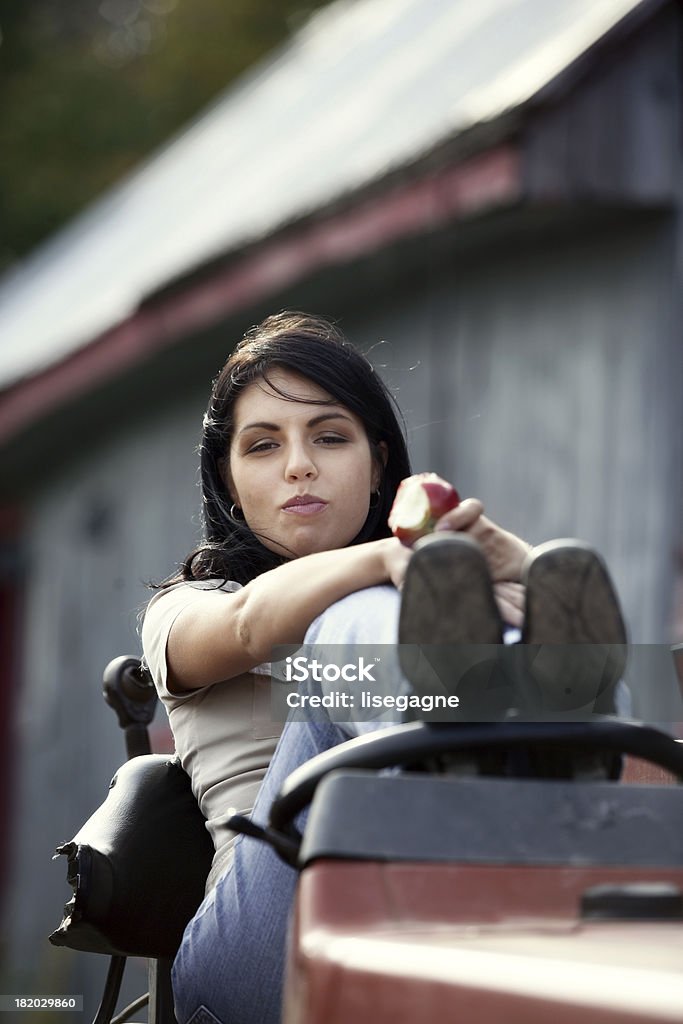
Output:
[388, 472, 460, 545]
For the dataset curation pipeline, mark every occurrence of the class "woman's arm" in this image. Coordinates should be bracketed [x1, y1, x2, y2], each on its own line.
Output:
[166, 537, 411, 692]
[165, 498, 530, 693]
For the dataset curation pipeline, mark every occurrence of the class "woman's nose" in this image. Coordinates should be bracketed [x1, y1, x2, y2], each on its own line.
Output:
[285, 444, 318, 481]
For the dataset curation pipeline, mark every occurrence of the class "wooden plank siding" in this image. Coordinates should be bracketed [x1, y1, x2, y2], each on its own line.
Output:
[1, 402, 205, 1003]
[344, 212, 681, 722]
[524, 4, 681, 203]
[349, 215, 677, 630]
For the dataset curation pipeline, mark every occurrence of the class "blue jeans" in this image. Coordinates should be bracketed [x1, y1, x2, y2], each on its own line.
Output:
[172, 585, 403, 1024]
[172, 717, 344, 1024]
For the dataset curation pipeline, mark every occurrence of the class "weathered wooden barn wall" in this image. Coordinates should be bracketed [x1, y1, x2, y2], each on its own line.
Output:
[340, 208, 681, 730]
[524, 2, 680, 204]
[347, 213, 679, 651]
[1, 402, 206, 1005]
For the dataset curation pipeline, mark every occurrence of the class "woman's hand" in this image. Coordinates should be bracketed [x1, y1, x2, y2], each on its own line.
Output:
[382, 505, 527, 624]
[434, 497, 532, 583]
[381, 535, 413, 590]
[493, 581, 525, 628]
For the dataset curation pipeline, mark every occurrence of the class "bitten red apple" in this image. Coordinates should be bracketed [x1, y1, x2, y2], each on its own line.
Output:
[388, 472, 460, 545]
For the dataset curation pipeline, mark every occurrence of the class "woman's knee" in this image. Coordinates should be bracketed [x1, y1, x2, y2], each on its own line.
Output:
[306, 584, 400, 645]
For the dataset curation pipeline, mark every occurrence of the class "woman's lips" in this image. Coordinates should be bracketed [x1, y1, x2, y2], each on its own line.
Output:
[280, 495, 327, 516]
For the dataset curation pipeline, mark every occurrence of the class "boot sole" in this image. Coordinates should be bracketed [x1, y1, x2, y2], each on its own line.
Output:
[521, 539, 627, 714]
[399, 533, 504, 646]
[398, 534, 505, 709]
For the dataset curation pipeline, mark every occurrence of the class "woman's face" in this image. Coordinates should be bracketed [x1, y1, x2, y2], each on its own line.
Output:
[227, 369, 384, 558]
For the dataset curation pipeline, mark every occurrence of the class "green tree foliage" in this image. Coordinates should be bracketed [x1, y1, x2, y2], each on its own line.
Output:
[0, 0, 333, 271]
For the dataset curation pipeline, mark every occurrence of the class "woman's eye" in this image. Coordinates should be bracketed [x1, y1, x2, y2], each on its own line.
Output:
[246, 435, 348, 453]
[248, 441, 278, 453]
[316, 434, 348, 445]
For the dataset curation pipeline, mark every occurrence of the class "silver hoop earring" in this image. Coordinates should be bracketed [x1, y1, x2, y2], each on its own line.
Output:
[229, 504, 244, 522]
[369, 490, 380, 509]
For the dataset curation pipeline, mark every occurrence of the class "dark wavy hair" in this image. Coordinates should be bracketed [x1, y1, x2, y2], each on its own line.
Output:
[159, 311, 412, 587]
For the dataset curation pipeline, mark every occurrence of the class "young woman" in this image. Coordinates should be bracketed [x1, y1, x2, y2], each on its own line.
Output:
[141, 311, 623, 1024]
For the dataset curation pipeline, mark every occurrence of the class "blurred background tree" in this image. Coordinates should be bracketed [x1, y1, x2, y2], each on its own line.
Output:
[0, 0, 333, 271]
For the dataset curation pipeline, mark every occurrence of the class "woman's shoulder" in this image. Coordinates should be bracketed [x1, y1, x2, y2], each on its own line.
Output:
[167, 577, 242, 592]
[148, 577, 242, 603]
[142, 577, 242, 630]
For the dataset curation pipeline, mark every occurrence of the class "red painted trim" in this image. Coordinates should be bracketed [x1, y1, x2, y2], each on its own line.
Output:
[0, 145, 520, 445]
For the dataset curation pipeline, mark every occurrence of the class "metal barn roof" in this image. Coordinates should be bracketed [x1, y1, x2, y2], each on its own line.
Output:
[0, 0, 651, 390]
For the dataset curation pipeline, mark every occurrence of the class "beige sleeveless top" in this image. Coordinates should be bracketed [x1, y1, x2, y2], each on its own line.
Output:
[141, 580, 282, 892]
